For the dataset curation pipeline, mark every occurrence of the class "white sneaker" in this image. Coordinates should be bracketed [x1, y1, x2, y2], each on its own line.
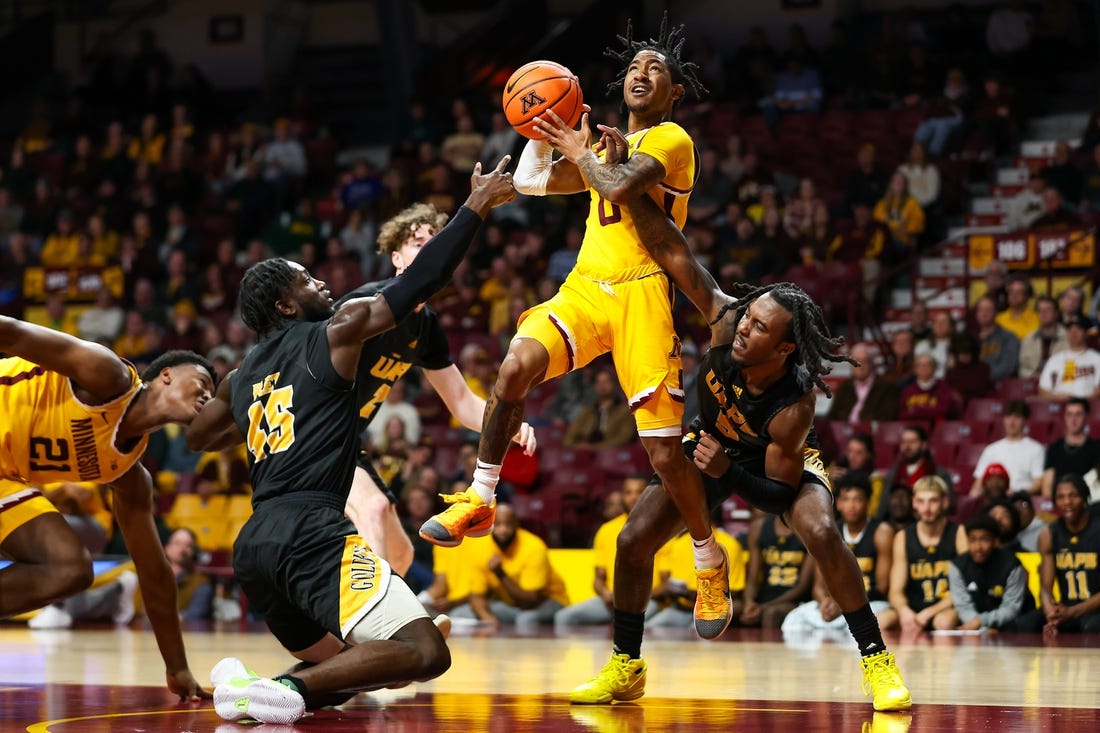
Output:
[211, 656, 259, 687]
[213, 595, 242, 622]
[434, 613, 452, 640]
[213, 676, 305, 724]
[29, 605, 73, 629]
[112, 571, 139, 625]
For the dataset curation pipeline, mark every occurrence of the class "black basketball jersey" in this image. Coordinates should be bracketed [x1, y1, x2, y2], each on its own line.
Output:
[231, 321, 370, 505]
[904, 521, 959, 612]
[847, 518, 885, 601]
[756, 516, 809, 603]
[335, 280, 453, 430]
[1049, 514, 1100, 608]
[952, 546, 1033, 614]
[694, 342, 820, 475]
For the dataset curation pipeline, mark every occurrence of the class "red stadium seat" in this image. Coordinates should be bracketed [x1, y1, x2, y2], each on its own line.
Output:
[931, 420, 988, 445]
[594, 442, 652, 480]
[965, 398, 1004, 423]
[999, 377, 1039, 402]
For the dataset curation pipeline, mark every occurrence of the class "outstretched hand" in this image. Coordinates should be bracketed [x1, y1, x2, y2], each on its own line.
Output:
[167, 668, 211, 701]
[467, 155, 517, 214]
[532, 107, 593, 164]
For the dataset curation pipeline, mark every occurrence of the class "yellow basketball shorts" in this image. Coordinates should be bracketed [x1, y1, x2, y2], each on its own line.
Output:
[515, 270, 684, 435]
[0, 479, 58, 545]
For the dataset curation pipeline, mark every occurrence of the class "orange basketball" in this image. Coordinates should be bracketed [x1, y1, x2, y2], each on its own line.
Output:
[502, 60, 584, 140]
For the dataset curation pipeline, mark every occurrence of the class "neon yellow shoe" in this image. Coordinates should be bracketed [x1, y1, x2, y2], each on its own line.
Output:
[862, 711, 913, 733]
[861, 651, 912, 711]
[419, 488, 495, 547]
[694, 544, 733, 639]
[569, 653, 647, 704]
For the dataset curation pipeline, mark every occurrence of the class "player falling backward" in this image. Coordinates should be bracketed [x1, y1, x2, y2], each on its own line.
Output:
[555, 117, 911, 711]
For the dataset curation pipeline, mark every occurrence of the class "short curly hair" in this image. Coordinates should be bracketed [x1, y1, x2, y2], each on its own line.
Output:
[376, 203, 449, 256]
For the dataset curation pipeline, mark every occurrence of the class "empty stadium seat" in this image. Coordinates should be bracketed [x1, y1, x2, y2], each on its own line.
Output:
[999, 377, 1039, 401]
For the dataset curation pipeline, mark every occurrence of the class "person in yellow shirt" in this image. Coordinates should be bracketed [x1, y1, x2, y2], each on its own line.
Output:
[39, 211, 81, 268]
[873, 172, 926, 255]
[554, 474, 662, 628]
[649, 523, 746, 627]
[995, 275, 1040, 341]
[448, 503, 569, 628]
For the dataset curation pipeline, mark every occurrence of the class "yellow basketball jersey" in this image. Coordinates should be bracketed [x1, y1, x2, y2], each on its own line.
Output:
[574, 121, 696, 283]
[0, 357, 148, 485]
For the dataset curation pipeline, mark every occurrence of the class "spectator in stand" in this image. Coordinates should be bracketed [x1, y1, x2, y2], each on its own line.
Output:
[1039, 141, 1085, 207]
[954, 463, 1011, 523]
[365, 379, 422, 451]
[884, 329, 916, 389]
[1058, 286, 1094, 331]
[878, 425, 954, 517]
[400, 486, 440, 594]
[1006, 173, 1046, 231]
[981, 259, 1010, 312]
[545, 223, 583, 286]
[1041, 398, 1100, 498]
[970, 400, 1045, 497]
[735, 149, 775, 209]
[761, 51, 823, 126]
[949, 514, 1040, 631]
[877, 475, 967, 633]
[908, 300, 932, 346]
[843, 143, 889, 216]
[440, 113, 486, 176]
[77, 286, 125, 345]
[781, 472, 894, 632]
[826, 202, 890, 305]
[827, 434, 883, 504]
[899, 353, 961, 423]
[971, 294, 1020, 381]
[985, 498, 1025, 552]
[259, 117, 307, 211]
[1029, 186, 1084, 230]
[996, 275, 1038, 341]
[739, 511, 815, 629]
[1009, 490, 1045, 552]
[554, 475, 659, 629]
[827, 342, 900, 423]
[896, 141, 941, 213]
[1018, 295, 1067, 378]
[968, 71, 1019, 158]
[914, 310, 955, 378]
[913, 67, 971, 158]
[1038, 316, 1100, 400]
[945, 332, 993, 407]
[160, 299, 203, 354]
[1037, 475, 1100, 634]
[874, 172, 926, 257]
[687, 147, 735, 226]
[783, 177, 824, 241]
[796, 201, 836, 266]
[562, 368, 637, 451]
[194, 443, 252, 498]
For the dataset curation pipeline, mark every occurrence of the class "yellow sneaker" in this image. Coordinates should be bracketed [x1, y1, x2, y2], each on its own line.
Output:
[419, 488, 496, 547]
[862, 711, 913, 733]
[861, 651, 912, 711]
[569, 653, 647, 704]
[694, 544, 732, 639]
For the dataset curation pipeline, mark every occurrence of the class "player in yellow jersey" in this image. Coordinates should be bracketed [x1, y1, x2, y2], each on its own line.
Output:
[0, 315, 215, 700]
[419, 13, 735, 641]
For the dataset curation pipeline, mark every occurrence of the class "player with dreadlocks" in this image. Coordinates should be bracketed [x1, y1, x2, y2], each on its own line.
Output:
[419, 11, 738, 645]
[565, 167, 913, 709]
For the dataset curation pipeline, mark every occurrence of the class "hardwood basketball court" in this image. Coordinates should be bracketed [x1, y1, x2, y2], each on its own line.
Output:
[2, 622, 1098, 732]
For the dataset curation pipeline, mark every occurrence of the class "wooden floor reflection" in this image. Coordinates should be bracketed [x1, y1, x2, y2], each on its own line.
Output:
[2, 622, 1098, 732]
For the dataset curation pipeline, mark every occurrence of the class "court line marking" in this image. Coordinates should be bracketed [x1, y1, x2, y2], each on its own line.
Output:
[26, 708, 210, 733]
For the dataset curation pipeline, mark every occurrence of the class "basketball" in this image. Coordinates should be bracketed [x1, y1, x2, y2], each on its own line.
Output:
[502, 60, 584, 140]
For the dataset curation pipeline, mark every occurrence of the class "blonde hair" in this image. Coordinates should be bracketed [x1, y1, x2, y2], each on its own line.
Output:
[912, 475, 948, 499]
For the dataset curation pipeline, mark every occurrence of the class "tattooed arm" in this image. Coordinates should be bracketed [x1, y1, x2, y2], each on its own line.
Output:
[626, 192, 735, 327]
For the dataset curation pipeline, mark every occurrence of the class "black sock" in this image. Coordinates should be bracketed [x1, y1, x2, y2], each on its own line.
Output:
[273, 673, 309, 697]
[612, 609, 646, 659]
[844, 604, 887, 657]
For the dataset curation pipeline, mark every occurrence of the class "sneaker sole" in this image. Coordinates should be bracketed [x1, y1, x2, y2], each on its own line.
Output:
[569, 687, 646, 705]
[213, 683, 305, 724]
[694, 607, 733, 640]
[419, 521, 494, 548]
[873, 694, 913, 712]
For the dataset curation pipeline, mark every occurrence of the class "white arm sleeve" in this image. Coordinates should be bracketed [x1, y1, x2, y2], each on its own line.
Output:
[513, 139, 553, 196]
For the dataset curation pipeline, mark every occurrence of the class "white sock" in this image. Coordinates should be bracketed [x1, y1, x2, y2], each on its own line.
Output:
[470, 461, 501, 504]
[692, 533, 723, 570]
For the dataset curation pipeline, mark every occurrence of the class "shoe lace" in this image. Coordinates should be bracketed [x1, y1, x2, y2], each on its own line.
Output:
[440, 491, 474, 506]
[862, 653, 898, 695]
[695, 566, 729, 616]
[598, 658, 636, 689]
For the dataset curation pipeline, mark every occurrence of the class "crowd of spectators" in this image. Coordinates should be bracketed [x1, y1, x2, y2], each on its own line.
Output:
[4, 4, 1100, 629]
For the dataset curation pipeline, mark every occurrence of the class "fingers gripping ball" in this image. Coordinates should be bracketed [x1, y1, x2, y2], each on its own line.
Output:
[503, 60, 584, 140]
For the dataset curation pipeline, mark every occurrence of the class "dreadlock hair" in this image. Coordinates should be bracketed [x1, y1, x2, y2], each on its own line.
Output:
[140, 350, 216, 385]
[711, 282, 856, 398]
[376, 203, 449, 256]
[603, 11, 708, 104]
[239, 258, 297, 336]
